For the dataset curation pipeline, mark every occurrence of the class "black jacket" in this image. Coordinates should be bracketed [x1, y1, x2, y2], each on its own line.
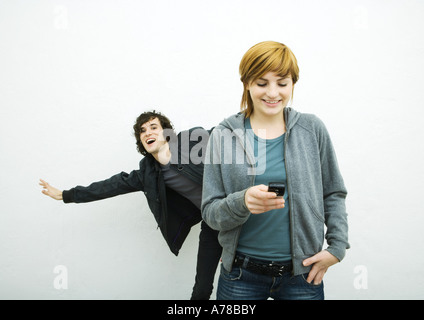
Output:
[62, 127, 211, 255]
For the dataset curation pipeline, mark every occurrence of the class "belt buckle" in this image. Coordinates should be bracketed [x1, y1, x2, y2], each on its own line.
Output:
[269, 263, 285, 276]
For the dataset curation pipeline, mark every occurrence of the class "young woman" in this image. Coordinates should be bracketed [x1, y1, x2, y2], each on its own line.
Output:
[201, 41, 349, 300]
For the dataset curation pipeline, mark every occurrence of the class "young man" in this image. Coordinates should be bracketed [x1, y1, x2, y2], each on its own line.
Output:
[40, 110, 222, 300]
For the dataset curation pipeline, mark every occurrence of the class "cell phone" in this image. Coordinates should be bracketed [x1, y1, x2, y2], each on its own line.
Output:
[268, 182, 285, 197]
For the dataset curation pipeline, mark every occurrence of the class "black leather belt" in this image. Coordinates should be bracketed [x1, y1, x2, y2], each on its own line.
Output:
[233, 255, 292, 277]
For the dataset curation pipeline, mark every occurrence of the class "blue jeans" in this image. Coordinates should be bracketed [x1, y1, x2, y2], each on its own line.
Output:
[217, 264, 324, 300]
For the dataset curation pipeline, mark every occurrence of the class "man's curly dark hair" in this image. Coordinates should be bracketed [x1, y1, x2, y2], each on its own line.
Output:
[133, 110, 174, 156]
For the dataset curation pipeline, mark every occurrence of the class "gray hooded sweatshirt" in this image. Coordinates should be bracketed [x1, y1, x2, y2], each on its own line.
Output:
[201, 107, 349, 276]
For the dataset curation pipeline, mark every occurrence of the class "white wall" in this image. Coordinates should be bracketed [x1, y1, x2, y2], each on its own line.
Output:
[1, 0, 423, 300]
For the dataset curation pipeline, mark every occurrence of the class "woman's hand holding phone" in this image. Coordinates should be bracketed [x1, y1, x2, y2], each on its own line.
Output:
[244, 184, 285, 214]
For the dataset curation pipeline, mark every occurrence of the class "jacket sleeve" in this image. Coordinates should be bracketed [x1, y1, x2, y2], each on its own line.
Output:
[62, 170, 144, 204]
[315, 117, 350, 261]
[201, 129, 251, 231]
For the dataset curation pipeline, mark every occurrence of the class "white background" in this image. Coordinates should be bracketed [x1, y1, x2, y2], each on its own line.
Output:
[1, 0, 423, 300]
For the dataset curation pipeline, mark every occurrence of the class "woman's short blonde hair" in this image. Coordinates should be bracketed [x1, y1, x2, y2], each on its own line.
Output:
[239, 41, 299, 117]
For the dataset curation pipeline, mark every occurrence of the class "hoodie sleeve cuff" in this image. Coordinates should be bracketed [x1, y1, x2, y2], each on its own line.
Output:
[228, 189, 250, 217]
[325, 246, 346, 262]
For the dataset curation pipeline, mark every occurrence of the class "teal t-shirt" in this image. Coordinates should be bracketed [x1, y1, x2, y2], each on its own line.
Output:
[237, 118, 291, 262]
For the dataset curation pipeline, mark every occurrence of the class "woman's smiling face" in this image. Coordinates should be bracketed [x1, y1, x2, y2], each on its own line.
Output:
[247, 71, 293, 118]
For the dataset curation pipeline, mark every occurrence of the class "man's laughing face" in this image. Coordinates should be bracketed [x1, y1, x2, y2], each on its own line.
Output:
[140, 118, 167, 155]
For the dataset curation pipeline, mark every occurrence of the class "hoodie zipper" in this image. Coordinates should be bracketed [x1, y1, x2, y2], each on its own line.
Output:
[284, 108, 296, 275]
[228, 119, 256, 268]
[284, 131, 296, 275]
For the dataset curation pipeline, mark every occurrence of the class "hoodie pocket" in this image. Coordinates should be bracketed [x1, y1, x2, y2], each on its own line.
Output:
[292, 192, 324, 222]
[306, 197, 325, 223]
[291, 192, 325, 256]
